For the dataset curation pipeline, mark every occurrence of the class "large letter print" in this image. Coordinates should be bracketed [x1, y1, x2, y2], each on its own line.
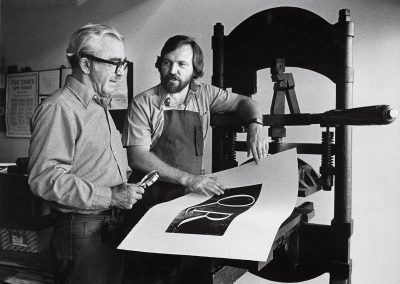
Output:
[166, 184, 262, 236]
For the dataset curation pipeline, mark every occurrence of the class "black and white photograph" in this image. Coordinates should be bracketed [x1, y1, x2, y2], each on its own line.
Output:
[0, 1, 399, 283]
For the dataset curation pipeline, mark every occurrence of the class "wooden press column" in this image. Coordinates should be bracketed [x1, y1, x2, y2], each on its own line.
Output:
[331, 9, 354, 284]
[211, 23, 238, 172]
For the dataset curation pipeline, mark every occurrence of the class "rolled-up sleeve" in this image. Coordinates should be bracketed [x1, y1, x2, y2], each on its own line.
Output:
[206, 84, 238, 113]
[28, 103, 111, 211]
[122, 96, 152, 147]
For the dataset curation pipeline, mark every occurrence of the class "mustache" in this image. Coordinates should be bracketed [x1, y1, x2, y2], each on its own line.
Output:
[165, 74, 181, 81]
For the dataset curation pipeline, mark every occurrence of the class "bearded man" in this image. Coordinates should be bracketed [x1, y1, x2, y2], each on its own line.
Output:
[123, 34, 269, 201]
[121, 34, 269, 284]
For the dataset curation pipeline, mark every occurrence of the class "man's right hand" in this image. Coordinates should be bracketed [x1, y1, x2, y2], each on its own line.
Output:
[110, 183, 145, 209]
[181, 175, 225, 196]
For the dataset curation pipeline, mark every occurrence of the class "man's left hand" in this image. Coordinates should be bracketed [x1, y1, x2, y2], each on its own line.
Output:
[247, 123, 269, 164]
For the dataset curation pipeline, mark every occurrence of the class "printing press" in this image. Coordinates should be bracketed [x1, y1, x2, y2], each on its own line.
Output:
[202, 7, 398, 284]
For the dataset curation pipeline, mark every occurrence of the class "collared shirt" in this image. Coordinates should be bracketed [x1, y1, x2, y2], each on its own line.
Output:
[28, 75, 127, 214]
[122, 81, 238, 148]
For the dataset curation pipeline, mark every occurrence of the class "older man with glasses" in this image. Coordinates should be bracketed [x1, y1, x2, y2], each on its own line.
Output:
[28, 24, 143, 284]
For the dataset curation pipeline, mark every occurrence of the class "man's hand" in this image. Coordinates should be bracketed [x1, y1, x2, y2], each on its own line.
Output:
[247, 123, 269, 164]
[181, 175, 225, 196]
[110, 183, 145, 209]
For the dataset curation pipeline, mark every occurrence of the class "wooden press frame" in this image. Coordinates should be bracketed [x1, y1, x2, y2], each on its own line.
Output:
[210, 7, 353, 283]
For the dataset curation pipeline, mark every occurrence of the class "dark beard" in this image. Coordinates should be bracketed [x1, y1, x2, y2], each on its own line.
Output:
[161, 74, 191, 93]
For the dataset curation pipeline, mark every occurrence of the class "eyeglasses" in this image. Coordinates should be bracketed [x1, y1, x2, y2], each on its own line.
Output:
[80, 53, 131, 74]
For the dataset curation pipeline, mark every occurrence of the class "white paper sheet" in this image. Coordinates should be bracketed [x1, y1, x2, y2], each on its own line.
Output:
[234, 272, 329, 284]
[118, 149, 298, 262]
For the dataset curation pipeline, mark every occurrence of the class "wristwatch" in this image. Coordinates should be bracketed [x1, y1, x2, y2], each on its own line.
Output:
[246, 117, 263, 126]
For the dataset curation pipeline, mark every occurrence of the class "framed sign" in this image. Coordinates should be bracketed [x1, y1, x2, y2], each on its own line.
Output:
[109, 61, 133, 132]
[6, 72, 38, 137]
[39, 69, 60, 95]
[0, 89, 5, 132]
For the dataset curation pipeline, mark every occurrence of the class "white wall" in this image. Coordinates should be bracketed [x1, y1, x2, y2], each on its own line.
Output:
[1, 0, 400, 283]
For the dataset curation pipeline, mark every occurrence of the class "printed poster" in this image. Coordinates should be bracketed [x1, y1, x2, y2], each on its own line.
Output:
[6, 72, 38, 137]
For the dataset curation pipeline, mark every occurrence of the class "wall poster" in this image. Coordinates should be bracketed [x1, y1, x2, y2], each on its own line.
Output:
[6, 72, 38, 137]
